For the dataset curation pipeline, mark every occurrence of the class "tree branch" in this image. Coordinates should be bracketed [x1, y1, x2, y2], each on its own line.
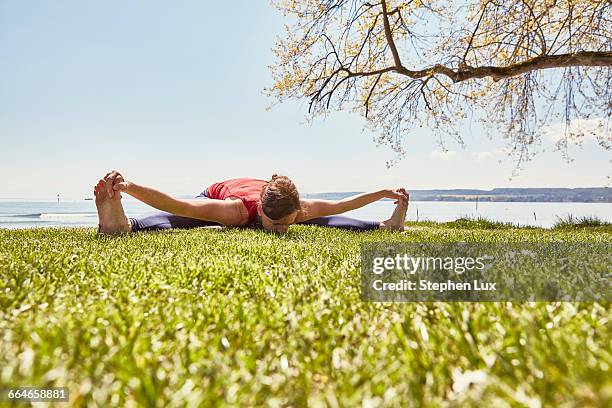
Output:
[380, 0, 403, 68]
[397, 51, 612, 82]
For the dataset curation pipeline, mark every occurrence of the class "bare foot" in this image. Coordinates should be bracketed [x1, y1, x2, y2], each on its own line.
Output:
[94, 179, 131, 235]
[380, 197, 408, 232]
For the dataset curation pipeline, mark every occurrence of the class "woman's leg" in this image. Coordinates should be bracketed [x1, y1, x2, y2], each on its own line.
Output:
[129, 211, 221, 232]
[297, 199, 407, 232]
[95, 179, 132, 234]
[297, 215, 380, 231]
[95, 176, 221, 234]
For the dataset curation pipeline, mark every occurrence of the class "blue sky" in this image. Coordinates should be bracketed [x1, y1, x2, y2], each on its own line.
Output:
[1, 0, 610, 199]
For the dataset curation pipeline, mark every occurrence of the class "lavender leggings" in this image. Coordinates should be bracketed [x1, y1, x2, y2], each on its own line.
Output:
[129, 190, 380, 232]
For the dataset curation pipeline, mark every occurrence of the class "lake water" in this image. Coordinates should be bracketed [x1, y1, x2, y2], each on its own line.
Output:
[1, 198, 610, 229]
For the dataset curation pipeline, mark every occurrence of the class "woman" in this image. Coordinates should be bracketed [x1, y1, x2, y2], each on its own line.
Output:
[94, 170, 409, 235]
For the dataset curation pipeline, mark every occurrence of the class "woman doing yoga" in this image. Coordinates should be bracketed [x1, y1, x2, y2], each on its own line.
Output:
[94, 170, 409, 235]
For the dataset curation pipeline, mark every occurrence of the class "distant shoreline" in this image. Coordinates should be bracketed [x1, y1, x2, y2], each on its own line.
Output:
[305, 187, 612, 203]
[1, 187, 610, 203]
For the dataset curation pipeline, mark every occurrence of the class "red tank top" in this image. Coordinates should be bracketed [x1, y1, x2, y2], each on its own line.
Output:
[207, 178, 266, 224]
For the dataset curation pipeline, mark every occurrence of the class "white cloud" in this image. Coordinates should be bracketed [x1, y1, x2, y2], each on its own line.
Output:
[429, 150, 460, 160]
[541, 117, 610, 144]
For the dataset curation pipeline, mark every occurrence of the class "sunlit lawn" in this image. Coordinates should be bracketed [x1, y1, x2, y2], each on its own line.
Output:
[1, 223, 610, 406]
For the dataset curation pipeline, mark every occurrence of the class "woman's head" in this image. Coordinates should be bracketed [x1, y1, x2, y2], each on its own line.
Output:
[258, 174, 300, 233]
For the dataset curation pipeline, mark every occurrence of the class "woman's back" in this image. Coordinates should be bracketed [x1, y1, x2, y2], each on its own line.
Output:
[207, 178, 266, 224]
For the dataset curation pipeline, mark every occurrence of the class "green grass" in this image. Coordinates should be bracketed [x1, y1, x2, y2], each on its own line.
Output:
[1, 223, 610, 406]
[553, 214, 612, 231]
[412, 215, 531, 230]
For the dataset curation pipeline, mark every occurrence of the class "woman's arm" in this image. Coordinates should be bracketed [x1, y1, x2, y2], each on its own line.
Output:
[104, 171, 247, 226]
[296, 188, 408, 222]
